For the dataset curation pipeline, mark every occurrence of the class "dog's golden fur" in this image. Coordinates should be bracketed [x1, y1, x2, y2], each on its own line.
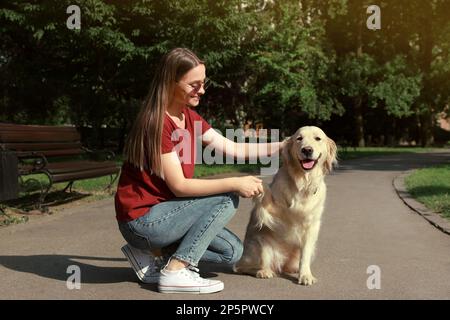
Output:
[234, 126, 337, 285]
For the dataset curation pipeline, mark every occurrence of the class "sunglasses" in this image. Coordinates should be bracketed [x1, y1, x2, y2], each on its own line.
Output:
[178, 78, 211, 94]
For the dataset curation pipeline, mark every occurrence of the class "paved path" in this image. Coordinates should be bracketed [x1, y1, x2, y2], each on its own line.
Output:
[1, 151, 450, 300]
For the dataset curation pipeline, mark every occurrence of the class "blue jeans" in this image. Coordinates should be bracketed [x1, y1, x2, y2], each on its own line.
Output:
[118, 192, 243, 267]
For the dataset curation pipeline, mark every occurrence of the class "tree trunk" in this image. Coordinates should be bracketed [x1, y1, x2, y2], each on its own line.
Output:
[117, 104, 129, 154]
[354, 5, 365, 148]
[415, 113, 422, 146]
[387, 118, 397, 147]
[418, 2, 434, 147]
[420, 112, 434, 147]
[354, 97, 365, 147]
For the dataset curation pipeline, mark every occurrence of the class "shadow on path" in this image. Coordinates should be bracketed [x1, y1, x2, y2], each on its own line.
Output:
[0, 255, 233, 287]
[0, 254, 133, 284]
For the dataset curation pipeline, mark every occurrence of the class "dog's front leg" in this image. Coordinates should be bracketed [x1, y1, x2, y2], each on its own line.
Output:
[298, 221, 320, 285]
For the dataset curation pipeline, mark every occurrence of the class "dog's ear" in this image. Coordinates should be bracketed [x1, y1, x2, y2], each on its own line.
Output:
[324, 137, 338, 174]
[281, 136, 293, 163]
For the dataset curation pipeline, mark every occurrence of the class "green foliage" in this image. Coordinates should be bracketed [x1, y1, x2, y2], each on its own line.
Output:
[338, 54, 377, 98]
[0, 0, 449, 147]
[245, 0, 344, 136]
[370, 57, 422, 118]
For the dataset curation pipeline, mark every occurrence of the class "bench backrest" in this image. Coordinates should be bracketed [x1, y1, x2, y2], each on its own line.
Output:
[0, 123, 84, 158]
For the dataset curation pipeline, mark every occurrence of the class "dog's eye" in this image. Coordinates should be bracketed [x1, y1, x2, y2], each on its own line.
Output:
[296, 136, 303, 141]
[315, 137, 321, 141]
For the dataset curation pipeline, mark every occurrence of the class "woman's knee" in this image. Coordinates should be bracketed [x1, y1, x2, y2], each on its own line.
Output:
[220, 231, 243, 265]
[229, 239, 244, 265]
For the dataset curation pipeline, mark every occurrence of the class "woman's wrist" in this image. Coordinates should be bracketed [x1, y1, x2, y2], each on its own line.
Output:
[225, 177, 238, 192]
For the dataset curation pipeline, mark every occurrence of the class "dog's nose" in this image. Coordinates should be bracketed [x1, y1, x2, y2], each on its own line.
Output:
[301, 147, 313, 156]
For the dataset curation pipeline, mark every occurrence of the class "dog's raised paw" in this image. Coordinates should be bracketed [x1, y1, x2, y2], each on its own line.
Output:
[256, 269, 275, 279]
[298, 273, 317, 286]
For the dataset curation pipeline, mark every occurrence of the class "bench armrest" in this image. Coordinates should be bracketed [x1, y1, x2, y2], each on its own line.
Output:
[16, 152, 48, 175]
[82, 147, 116, 161]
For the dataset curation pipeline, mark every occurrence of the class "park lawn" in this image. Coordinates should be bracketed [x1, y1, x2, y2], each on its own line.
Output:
[404, 164, 450, 220]
[197, 147, 436, 176]
[194, 163, 262, 177]
[9, 147, 441, 192]
[9, 147, 440, 195]
[0, 147, 442, 224]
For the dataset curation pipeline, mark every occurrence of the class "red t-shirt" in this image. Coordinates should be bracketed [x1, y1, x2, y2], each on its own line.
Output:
[115, 106, 212, 222]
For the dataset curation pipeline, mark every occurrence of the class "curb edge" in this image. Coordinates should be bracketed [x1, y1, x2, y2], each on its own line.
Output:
[393, 170, 450, 236]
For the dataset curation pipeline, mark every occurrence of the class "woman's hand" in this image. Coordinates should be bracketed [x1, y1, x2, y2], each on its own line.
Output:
[233, 176, 264, 198]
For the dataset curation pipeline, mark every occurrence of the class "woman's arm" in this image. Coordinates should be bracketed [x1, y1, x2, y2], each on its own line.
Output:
[202, 128, 287, 160]
[161, 151, 262, 198]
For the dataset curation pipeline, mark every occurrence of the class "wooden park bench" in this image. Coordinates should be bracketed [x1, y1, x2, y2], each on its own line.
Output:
[0, 123, 120, 209]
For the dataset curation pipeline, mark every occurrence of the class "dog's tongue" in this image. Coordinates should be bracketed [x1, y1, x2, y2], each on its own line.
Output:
[302, 159, 315, 169]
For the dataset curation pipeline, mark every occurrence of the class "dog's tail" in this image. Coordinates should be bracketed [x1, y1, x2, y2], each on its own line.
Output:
[253, 183, 277, 231]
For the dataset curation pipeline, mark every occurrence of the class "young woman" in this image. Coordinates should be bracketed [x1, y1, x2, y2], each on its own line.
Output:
[115, 48, 286, 294]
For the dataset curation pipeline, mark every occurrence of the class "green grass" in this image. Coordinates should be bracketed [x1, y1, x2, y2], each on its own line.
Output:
[404, 164, 450, 219]
[195, 147, 436, 176]
[0, 147, 443, 218]
[0, 206, 29, 226]
[194, 163, 263, 177]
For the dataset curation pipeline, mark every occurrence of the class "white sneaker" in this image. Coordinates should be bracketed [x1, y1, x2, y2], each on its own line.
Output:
[121, 244, 166, 284]
[158, 266, 224, 294]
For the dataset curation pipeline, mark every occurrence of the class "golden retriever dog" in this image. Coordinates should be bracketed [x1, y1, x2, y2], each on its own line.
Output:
[234, 126, 337, 285]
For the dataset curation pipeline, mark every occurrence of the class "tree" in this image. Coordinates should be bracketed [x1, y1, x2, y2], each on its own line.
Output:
[242, 0, 344, 137]
[1, 0, 449, 148]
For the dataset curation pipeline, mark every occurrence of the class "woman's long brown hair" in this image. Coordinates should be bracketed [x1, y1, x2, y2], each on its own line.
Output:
[124, 48, 204, 177]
